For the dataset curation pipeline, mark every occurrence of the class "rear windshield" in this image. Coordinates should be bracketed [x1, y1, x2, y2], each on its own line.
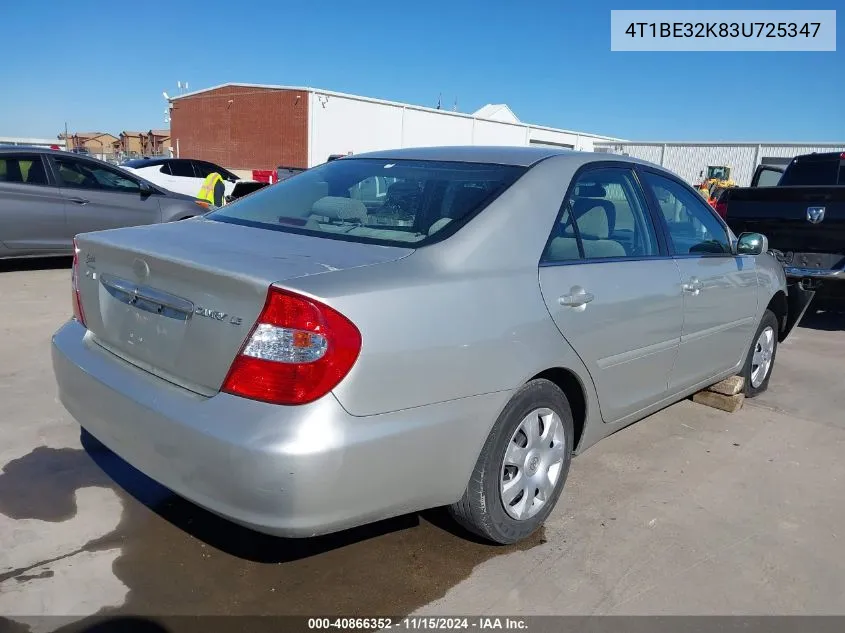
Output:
[780, 157, 841, 186]
[207, 158, 526, 247]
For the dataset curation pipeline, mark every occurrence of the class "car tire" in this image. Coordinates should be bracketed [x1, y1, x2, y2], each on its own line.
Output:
[449, 379, 574, 544]
[742, 309, 779, 398]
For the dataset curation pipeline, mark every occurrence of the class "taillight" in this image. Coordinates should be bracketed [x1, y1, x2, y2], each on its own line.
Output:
[714, 199, 728, 219]
[71, 238, 86, 326]
[222, 287, 361, 405]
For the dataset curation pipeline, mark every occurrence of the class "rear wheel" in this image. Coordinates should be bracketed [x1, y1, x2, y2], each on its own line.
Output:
[450, 379, 574, 544]
[742, 309, 779, 397]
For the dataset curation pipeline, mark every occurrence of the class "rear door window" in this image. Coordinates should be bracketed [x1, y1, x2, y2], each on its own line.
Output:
[544, 167, 660, 262]
[754, 167, 783, 187]
[168, 160, 195, 178]
[208, 158, 525, 247]
[0, 155, 49, 185]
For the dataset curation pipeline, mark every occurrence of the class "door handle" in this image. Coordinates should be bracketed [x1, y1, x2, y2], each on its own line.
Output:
[682, 277, 703, 295]
[68, 197, 90, 205]
[559, 287, 595, 308]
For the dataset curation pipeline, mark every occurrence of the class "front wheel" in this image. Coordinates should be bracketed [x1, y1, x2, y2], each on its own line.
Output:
[742, 309, 779, 397]
[449, 379, 574, 544]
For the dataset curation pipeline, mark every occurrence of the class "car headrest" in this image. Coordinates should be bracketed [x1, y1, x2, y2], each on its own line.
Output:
[572, 198, 616, 239]
[574, 183, 606, 198]
[311, 196, 367, 222]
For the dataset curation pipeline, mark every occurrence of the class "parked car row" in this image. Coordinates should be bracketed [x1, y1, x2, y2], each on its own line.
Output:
[121, 157, 241, 199]
[51, 146, 791, 545]
[0, 147, 208, 259]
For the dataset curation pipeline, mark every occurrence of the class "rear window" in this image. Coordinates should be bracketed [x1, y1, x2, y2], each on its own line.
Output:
[208, 158, 526, 246]
[780, 157, 841, 186]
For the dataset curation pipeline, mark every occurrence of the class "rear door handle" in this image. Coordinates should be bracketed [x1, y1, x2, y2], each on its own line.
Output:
[68, 197, 89, 205]
[559, 287, 594, 308]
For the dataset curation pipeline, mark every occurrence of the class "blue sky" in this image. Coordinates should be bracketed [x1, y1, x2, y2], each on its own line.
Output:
[3, 0, 843, 141]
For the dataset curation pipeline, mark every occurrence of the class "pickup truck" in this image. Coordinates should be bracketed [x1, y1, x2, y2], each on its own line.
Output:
[723, 151, 845, 310]
[713, 164, 785, 218]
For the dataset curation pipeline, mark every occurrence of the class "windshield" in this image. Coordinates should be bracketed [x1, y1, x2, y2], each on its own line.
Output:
[208, 158, 526, 246]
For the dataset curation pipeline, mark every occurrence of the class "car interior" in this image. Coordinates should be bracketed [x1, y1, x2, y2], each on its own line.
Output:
[0, 157, 49, 185]
[222, 160, 521, 244]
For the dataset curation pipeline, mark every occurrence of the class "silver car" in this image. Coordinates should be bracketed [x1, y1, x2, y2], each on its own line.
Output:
[52, 147, 789, 544]
[0, 147, 209, 259]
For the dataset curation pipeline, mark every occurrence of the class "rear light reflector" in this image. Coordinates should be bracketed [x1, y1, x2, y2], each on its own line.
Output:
[71, 238, 86, 326]
[222, 287, 361, 405]
[714, 200, 728, 219]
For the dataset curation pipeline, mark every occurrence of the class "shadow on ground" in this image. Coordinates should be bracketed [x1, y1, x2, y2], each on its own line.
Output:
[798, 305, 845, 332]
[0, 256, 72, 273]
[0, 437, 546, 619]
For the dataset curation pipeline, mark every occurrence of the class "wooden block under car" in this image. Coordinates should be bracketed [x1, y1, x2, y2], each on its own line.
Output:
[692, 390, 745, 413]
[707, 376, 745, 396]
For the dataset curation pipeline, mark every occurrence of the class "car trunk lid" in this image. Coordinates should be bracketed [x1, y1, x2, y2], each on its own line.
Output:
[74, 218, 411, 395]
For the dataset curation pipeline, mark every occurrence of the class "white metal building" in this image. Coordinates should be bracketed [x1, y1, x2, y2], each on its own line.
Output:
[593, 141, 845, 187]
[169, 83, 623, 170]
[0, 136, 65, 149]
[305, 89, 623, 165]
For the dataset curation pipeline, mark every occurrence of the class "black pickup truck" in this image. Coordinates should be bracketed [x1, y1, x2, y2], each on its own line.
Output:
[724, 152, 845, 311]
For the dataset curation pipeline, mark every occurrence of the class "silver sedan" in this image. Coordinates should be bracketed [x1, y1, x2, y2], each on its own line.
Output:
[51, 147, 789, 544]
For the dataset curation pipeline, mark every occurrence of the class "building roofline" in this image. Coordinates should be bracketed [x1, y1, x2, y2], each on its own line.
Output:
[170, 82, 625, 142]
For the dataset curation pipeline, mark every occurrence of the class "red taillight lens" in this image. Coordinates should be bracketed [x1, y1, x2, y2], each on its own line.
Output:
[714, 199, 728, 219]
[71, 238, 86, 326]
[222, 287, 362, 405]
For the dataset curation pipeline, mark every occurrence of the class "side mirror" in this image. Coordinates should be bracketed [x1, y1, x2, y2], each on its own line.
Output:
[735, 232, 768, 256]
[139, 180, 154, 194]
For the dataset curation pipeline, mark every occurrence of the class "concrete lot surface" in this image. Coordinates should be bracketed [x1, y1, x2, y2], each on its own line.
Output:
[1, 260, 844, 631]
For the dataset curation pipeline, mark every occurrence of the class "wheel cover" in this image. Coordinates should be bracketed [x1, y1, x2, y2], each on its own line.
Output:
[751, 326, 775, 388]
[500, 407, 566, 521]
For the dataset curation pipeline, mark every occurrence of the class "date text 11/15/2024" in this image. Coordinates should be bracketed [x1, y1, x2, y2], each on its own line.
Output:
[307, 617, 529, 630]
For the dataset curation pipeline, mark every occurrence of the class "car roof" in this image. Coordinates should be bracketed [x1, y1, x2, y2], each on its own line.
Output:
[0, 145, 60, 153]
[348, 145, 655, 168]
[122, 157, 184, 166]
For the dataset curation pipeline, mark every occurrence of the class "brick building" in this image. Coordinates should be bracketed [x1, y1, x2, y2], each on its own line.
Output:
[170, 85, 307, 171]
[140, 129, 171, 156]
[168, 83, 619, 171]
[112, 131, 144, 157]
[61, 132, 118, 157]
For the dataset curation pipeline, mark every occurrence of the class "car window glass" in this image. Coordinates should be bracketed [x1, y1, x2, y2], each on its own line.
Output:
[544, 167, 659, 262]
[158, 163, 172, 175]
[0, 156, 49, 185]
[55, 157, 141, 193]
[193, 161, 215, 178]
[168, 161, 195, 177]
[644, 172, 731, 255]
[756, 168, 782, 187]
[208, 158, 525, 247]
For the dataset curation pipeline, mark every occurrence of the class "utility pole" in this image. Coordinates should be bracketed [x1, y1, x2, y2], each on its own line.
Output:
[64, 122, 69, 150]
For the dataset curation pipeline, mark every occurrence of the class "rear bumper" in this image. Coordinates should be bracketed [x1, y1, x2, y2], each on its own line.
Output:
[52, 320, 506, 537]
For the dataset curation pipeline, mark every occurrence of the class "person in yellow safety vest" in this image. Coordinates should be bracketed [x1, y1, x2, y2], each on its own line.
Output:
[197, 172, 225, 207]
